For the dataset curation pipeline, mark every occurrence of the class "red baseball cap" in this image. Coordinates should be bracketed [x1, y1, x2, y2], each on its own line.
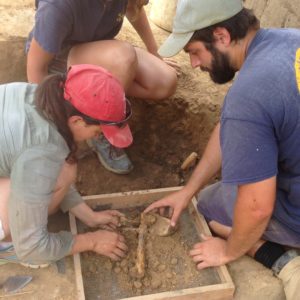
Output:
[64, 64, 133, 148]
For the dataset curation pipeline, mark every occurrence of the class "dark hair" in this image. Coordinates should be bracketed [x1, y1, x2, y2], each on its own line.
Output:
[34, 74, 97, 163]
[190, 8, 260, 50]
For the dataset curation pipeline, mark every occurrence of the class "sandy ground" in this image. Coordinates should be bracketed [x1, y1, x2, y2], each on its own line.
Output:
[1, 0, 299, 299]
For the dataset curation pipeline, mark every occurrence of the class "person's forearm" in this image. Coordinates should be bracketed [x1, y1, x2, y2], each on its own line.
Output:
[69, 202, 96, 227]
[27, 60, 49, 84]
[128, 8, 158, 55]
[26, 38, 54, 83]
[183, 122, 222, 198]
[70, 233, 94, 255]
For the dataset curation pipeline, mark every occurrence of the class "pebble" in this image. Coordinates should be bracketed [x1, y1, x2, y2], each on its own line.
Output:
[114, 267, 121, 274]
[88, 264, 97, 273]
[166, 272, 173, 279]
[133, 281, 142, 289]
[143, 278, 150, 287]
[129, 267, 137, 278]
[171, 258, 178, 265]
[158, 264, 166, 272]
[120, 259, 128, 268]
[152, 260, 159, 268]
[103, 260, 112, 270]
[151, 278, 162, 289]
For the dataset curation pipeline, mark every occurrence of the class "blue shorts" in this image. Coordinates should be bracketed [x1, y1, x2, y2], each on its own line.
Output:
[197, 182, 300, 248]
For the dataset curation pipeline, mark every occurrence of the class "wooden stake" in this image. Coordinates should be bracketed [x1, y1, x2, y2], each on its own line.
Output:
[135, 213, 147, 278]
[180, 152, 198, 170]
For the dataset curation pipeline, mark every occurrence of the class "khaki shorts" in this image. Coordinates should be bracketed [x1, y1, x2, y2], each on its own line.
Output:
[0, 218, 5, 241]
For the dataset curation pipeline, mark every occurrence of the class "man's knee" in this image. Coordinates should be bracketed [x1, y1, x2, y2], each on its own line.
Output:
[116, 42, 137, 70]
[156, 70, 177, 99]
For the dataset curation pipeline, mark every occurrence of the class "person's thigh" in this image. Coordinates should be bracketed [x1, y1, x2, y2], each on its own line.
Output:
[197, 182, 237, 227]
[67, 40, 177, 100]
[197, 182, 300, 248]
[67, 40, 137, 91]
[0, 177, 10, 239]
[127, 47, 177, 99]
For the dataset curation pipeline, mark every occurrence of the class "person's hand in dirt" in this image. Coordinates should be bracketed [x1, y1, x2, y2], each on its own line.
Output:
[91, 230, 127, 261]
[189, 234, 232, 269]
[70, 203, 124, 230]
[92, 210, 125, 230]
[143, 189, 191, 227]
[73, 230, 128, 261]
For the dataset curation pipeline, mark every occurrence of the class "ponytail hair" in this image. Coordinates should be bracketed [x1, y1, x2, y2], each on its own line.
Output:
[34, 73, 78, 163]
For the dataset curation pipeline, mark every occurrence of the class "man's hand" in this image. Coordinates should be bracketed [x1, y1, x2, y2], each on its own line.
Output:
[144, 189, 191, 227]
[87, 230, 127, 261]
[190, 234, 233, 270]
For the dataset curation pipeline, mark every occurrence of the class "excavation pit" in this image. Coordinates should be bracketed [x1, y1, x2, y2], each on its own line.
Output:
[69, 188, 235, 300]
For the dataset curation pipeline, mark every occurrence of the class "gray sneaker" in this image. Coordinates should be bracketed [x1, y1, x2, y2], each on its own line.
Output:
[88, 134, 133, 174]
[272, 249, 300, 275]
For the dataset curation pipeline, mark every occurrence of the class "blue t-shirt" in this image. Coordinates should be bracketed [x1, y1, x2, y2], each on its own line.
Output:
[221, 28, 300, 233]
[26, 0, 128, 54]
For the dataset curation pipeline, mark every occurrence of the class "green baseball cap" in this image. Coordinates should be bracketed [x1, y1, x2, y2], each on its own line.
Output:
[158, 0, 243, 57]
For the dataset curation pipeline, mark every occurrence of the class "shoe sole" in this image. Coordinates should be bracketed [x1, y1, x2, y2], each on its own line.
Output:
[86, 139, 133, 174]
[21, 262, 50, 269]
[95, 151, 133, 175]
[0, 259, 49, 269]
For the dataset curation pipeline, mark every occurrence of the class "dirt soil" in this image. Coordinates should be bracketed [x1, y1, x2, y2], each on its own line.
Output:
[1, 0, 298, 299]
[78, 208, 220, 300]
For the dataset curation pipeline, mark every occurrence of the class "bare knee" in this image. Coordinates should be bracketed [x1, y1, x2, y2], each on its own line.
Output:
[115, 41, 137, 71]
[155, 68, 177, 99]
[0, 178, 10, 238]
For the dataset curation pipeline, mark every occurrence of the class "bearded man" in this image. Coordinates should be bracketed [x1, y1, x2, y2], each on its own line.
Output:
[145, 1, 300, 299]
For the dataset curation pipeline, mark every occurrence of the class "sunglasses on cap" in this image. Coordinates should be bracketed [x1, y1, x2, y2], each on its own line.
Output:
[82, 98, 132, 128]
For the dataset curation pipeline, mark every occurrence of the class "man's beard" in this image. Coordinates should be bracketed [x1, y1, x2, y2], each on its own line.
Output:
[201, 47, 236, 84]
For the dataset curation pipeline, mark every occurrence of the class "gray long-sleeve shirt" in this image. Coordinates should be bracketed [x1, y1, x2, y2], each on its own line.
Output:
[0, 82, 83, 263]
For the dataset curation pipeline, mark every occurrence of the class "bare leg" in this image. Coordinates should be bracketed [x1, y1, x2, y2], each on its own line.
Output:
[67, 40, 177, 100]
[0, 162, 77, 238]
[0, 178, 11, 239]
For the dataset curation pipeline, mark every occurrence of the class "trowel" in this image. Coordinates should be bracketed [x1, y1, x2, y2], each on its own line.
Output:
[0, 275, 32, 294]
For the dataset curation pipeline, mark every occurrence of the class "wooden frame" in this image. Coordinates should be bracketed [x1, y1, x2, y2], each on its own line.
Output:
[69, 187, 235, 300]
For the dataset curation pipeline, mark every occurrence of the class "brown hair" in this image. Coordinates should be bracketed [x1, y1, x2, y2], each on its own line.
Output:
[190, 8, 260, 51]
[34, 74, 98, 163]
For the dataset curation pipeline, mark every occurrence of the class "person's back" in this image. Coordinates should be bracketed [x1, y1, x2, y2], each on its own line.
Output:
[0, 83, 68, 177]
[26, 0, 128, 54]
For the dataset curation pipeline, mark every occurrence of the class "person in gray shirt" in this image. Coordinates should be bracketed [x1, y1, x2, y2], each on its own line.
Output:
[26, 0, 179, 175]
[0, 64, 130, 266]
